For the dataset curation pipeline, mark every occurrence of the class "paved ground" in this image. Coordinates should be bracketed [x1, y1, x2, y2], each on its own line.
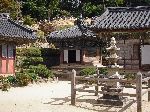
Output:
[0, 81, 149, 112]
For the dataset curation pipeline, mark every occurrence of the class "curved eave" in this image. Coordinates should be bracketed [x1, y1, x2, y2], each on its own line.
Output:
[90, 26, 150, 33]
[0, 35, 37, 45]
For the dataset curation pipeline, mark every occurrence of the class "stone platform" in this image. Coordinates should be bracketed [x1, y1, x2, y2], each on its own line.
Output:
[97, 97, 127, 106]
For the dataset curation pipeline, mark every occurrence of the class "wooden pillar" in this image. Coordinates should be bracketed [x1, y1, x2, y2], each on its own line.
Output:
[71, 69, 76, 105]
[136, 72, 142, 112]
[81, 48, 86, 64]
[60, 49, 64, 64]
[96, 48, 100, 57]
[148, 79, 150, 102]
[100, 47, 102, 64]
[95, 67, 99, 96]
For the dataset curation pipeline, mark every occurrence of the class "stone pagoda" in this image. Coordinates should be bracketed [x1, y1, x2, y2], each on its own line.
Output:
[97, 37, 124, 106]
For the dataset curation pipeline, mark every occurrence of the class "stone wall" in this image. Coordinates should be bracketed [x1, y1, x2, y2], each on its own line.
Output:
[117, 39, 140, 70]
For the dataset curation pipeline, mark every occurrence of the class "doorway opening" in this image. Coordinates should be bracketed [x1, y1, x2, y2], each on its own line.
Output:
[68, 50, 76, 63]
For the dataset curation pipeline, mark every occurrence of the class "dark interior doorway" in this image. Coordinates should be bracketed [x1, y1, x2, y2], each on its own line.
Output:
[68, 50, 76, 63]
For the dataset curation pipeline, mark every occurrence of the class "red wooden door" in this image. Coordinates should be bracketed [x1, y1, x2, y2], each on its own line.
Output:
[1, 44, 15, 75]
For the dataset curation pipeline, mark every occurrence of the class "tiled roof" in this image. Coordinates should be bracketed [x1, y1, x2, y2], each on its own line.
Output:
[0, 13, 37, 43]
[46, 18, 96, 42]
[91, 6, 150, 31]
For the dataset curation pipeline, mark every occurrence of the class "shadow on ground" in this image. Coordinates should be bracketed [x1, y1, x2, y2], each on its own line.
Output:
[43, 94, 135, 112]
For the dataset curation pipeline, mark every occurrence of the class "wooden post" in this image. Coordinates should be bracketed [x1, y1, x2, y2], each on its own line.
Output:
[95, 67, 99, 96]
[148, 79, 150, 102]
[136, 72, 142, 112]
[71, 69, 76, 105]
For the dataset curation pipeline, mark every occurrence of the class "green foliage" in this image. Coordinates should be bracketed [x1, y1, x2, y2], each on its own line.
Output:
[22, 57, 43, 67]
[82, 2, 103, 17]
[32, 64, 54, 78]
[22, 0, 48, 20]
[15, 73, 31, 86]
[0, 76, 10, 91]
[48, 0, 60, 19]
[2, 0, 150, 21]
[124, 73, 136, 80]
[7, 76, 16, 85]
[23, 15, 35, 26]
[0, 0, 22, 20]
[80, 67, 108, 76]
[16, 47, 41, 57]
[99, 68, 108, 75]
[22, 69, 38, 82]
[80, 67, 96, 76]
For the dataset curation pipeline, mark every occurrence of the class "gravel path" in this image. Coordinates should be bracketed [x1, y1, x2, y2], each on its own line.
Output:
[0, 81, 149, 112]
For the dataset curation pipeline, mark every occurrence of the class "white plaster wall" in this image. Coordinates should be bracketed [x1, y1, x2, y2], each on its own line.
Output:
[64, 50, 68, 63]
[141, 45, 150, 64]
[76, 50, 80, 61]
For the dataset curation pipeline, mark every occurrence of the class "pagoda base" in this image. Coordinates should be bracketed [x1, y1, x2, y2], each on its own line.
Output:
[97, 97, 127, 106]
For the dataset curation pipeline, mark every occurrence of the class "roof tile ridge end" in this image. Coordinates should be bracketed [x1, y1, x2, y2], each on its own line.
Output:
[8, 19, 35, 34]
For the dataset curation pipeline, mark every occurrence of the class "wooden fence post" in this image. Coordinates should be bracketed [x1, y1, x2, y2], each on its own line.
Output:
[148, 79, 150, 102]
[136, 72, 142, 112]
[95, 67, 99, 96]
[71, 69, 76, 105]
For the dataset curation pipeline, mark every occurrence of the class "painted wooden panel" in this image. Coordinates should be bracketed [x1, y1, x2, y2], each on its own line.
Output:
[2, 44, 7, 58]
[76, 50, 80, 61]
[64, 50, 68, 63]
[141, 45, 150, 64]
[7, 59, 14, 74]
[1, 44, 15, 74]
[1, 59, 7, 74]
[8, 45, 14, 58]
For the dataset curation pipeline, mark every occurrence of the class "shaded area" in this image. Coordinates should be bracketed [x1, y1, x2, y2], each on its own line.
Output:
[43, 94, 136, 112]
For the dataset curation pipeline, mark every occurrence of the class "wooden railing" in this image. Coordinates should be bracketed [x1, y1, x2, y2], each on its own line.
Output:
[71, 69, 150, 112]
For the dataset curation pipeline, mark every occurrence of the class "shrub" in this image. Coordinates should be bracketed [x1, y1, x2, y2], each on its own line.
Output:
[80, 67, 96, 76]
[0, 76, 10, 91]
[7, 76, 16, 85]
[2, 81, 10, 91]
[23, 68, 38, 82]
[28, 73, 38, 82]
[16, 47, 41, 57]
[22, 57, 43, 66]
[124, 73, 136, 80]
[99, 68, 108, 75]
[15, 73, 31, 86]
[34, 64, 54, 78]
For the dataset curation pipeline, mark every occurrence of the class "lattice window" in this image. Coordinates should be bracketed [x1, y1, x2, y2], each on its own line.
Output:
[133, 44, 139, 60]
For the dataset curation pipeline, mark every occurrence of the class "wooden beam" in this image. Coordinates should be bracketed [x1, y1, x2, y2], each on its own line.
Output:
[142, 77, 150, 82]
[75, 76, 136, 83]
[76, 89, 95, 93]
[95, 68, 99, 96]
[148, 79, 150, 102]
[118, 100, 136, 112]
[136, 72, 142, 112]
[71, 69, 76, 105]
[98, 91, 136, 97]
[142, 89, 149, 96]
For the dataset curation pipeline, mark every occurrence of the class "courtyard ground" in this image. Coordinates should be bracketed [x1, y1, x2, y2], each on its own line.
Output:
[0, 81, 149, 112]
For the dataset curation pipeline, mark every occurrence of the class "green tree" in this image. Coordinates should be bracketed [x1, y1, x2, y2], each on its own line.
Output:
[22, 0, 48, 20]
[0, 0, 22, 20]
[23, 15, 35, 26]
[82, 2, 103, 17]
[47, 0, 60, 20]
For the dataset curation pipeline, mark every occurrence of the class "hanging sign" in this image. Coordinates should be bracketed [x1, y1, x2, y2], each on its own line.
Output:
[2, 44, 7, 58]
[8, 45, 14, 58]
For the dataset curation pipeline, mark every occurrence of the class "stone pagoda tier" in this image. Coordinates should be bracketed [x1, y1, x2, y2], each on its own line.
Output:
[97, 37, 126, 106]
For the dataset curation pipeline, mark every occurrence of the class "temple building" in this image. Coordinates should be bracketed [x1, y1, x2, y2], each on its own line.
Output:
[90, 6, 150, 71]
[46, 16, 106, 65]
[0, 13, 37, 75]
[47, 6, 150, 71]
